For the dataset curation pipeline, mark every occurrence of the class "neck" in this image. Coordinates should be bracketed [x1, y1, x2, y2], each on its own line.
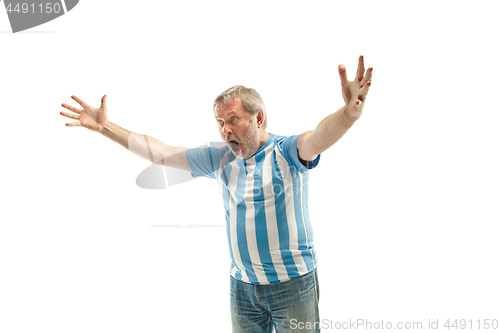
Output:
[259, 131, 270, 148]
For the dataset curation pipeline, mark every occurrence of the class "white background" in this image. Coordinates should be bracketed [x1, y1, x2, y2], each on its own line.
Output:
[1, 1, 499, 332]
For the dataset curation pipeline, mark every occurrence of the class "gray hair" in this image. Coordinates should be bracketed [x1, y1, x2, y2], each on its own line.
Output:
[213, 85, 268, 129]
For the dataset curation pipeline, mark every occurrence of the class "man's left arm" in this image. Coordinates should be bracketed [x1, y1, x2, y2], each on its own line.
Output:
[297, 55, 373, 161]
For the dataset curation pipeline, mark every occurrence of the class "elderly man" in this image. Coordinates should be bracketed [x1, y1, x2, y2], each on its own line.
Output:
[60, 56, 372, 332]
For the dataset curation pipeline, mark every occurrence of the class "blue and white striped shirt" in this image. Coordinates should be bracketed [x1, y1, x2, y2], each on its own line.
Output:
[185, 133, 320, 285]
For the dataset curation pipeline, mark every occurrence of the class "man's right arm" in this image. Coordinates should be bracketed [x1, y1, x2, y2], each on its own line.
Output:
[100, 122, 192, 172]
[61, 95, 192, 173]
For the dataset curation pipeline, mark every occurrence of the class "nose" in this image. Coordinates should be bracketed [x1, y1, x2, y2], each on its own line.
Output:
[222, 123, 233, 135]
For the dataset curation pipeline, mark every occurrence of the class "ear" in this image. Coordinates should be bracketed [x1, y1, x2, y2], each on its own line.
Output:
[256, 110, 265, 128]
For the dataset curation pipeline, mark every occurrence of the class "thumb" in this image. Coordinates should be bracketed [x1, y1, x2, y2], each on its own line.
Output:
[101, 94, 107, 109]
[356, 99, 365, 113]
[355, 99, 364, 110]
[348, 99, 364, 117]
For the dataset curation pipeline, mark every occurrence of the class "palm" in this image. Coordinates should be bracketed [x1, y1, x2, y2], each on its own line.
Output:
[338, 55, 373, 119]
[79, 106, 107, 132]
[60, 95, 109, 133]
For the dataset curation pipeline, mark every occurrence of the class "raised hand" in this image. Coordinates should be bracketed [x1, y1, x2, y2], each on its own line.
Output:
[338, 55, 373, 119]
[60, 95, 109, 133]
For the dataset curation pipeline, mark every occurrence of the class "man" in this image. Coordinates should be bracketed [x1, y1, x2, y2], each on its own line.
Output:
[60, 56, 372, 332]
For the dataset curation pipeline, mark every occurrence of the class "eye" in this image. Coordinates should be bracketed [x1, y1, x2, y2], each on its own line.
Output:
[231, 117, 237, 122]
[217, 120, 223, 126]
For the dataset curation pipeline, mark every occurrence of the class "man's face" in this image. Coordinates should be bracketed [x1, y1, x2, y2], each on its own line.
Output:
[214, 98, 261, 159]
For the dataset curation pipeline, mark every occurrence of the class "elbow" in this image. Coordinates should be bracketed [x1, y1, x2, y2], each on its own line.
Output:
[298, 131, 322, 161]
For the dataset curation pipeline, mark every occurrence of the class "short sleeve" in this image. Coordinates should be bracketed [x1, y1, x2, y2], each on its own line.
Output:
[185, 146, 217, 179]
[277, 135, 320, 173]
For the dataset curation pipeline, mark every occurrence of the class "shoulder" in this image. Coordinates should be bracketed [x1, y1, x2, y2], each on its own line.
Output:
[272, 134, 320, 171]
[272, 134, 300, 150]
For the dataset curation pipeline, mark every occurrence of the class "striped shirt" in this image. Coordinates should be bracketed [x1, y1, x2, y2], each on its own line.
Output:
[185, 133, 320, 285]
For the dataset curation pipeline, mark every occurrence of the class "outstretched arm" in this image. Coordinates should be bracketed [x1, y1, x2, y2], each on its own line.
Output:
[297, 55, 373, 161]
[60, 95, 192, 172]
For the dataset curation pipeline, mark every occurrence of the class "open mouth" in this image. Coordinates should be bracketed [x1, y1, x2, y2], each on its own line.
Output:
[228, 140, 240, 151]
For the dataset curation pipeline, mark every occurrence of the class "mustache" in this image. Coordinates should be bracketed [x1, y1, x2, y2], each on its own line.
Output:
[225, 136, 240, 143]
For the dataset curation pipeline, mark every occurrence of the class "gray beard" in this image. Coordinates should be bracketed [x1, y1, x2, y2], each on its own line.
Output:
[235, 123, 260, 160]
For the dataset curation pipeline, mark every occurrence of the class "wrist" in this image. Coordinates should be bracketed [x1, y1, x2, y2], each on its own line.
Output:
[99, 121, 131, 150]
[342, 104, 360, 124]
[344, 102, 364, 123]
[99, 121, 112, 135]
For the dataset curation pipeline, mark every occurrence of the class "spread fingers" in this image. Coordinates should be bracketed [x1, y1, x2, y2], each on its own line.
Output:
[71, 95, 89, 109]
[356, 55, 365, 81]
[61, 103, 81, 114]
[60, 111, 80, 120]
[360, 67, 373, 86]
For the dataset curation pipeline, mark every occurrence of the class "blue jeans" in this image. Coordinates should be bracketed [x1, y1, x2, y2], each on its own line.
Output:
[230, 269, 320, 333]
